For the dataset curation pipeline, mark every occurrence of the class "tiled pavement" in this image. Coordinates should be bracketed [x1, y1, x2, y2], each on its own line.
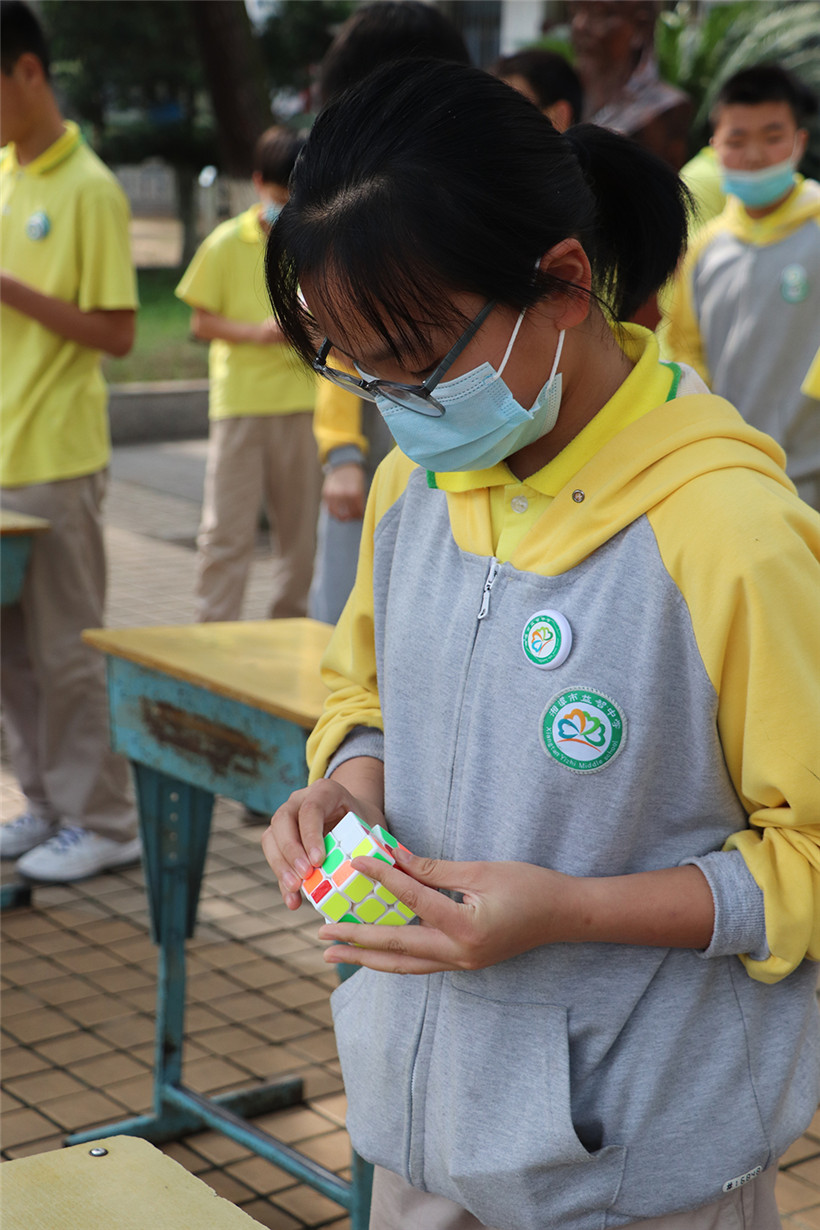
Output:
[2, 437, 820, 1228]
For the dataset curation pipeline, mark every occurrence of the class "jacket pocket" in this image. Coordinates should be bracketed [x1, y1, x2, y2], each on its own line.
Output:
[422, 981, 626, 1230]
[331, 967, 425, 1180]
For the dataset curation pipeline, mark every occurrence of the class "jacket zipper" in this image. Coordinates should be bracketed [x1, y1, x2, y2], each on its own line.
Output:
[477, 556, 500, 620]
[409, 556, 501, 1186]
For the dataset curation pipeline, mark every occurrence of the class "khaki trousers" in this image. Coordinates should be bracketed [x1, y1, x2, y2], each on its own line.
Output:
[369, 1164, 781, 1230]
[0, 471, 136, 839]
[195, 413, 321, 622]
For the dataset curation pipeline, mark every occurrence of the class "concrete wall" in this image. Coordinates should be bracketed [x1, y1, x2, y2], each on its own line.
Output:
[108, 381, 209, 445]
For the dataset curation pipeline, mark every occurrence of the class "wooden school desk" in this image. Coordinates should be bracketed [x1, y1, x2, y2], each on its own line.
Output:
[0, 509, 50, 910]
[66, 619, 373, 1228]
[0, 1134, 269, 1230]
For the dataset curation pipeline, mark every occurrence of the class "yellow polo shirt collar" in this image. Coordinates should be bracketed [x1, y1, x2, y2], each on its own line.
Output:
[3, 120, 82, 177]
[430, 326, 677, 563]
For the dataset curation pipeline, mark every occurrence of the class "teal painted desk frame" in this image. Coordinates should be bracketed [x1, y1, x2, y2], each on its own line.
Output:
[0, 517, 49, 911]
[64, 653, 372, 1228]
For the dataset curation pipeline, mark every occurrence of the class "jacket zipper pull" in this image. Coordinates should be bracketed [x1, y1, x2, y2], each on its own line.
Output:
[477, 557, 500, 620]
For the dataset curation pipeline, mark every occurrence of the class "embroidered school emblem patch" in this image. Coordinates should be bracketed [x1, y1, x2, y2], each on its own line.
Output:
[521, 609, 572, 669]
[541, 688, 626, 772]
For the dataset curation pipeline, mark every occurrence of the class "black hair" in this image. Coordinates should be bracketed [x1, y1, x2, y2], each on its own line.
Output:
[319, 1, 470, 105]
[266, 59, 690, 366]
[253, 126, 306, 187]
[713, 64, 819, 129]
[0, 0, 50, 77]
[490, 49, 583, 126]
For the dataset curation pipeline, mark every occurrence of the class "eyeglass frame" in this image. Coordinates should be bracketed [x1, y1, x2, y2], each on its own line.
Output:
[311, 298, 497, 417]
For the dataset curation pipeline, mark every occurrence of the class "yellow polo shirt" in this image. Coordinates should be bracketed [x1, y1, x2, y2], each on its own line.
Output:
[0, 122, 137, 487]
[175, 206, 317, 419]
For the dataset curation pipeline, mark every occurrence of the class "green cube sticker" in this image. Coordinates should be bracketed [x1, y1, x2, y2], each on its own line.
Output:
[323, 848, 344, 873]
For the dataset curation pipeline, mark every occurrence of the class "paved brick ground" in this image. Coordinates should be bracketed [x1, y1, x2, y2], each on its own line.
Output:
[2, 438, 819, 1228]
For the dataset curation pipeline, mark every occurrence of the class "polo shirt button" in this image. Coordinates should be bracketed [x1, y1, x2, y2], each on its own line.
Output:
[511, 496, 529, 514]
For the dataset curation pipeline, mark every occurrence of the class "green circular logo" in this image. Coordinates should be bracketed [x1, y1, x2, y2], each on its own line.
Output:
[522, 609, 572, 669]
[541, 688, 626, 772]
[780, 263, 809, 304]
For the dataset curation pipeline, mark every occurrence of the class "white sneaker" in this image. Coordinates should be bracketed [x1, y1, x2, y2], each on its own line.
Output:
[16, 826, 142, 883]
[0, 813, 58, 859]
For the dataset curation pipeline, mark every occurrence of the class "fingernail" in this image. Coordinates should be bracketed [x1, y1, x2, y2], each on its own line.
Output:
[309, 847, 324, 867]
[294, 857, 311, 877]
[283, 870, 301, 892]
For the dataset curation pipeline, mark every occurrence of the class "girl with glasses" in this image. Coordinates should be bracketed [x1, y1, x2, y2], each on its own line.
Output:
[262, 58, 820, 1230]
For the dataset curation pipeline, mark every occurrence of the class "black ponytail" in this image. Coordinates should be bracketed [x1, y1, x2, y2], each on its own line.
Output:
[266, 59, 690, 362]
[563, 122, 692, 320]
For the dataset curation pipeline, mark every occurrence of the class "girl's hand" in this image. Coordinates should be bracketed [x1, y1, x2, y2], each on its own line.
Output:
[318, 847, 574, 974]
[261, 779, 385, 912]
[318, 848, 715, 970]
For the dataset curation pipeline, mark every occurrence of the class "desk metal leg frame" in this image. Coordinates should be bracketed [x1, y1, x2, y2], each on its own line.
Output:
[65, 763, 373, 1228]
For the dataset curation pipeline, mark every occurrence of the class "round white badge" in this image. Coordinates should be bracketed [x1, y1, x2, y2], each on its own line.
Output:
[521, 609, 572, 670]
[25, 211, 50, 241]
[541, 687, 626, 773]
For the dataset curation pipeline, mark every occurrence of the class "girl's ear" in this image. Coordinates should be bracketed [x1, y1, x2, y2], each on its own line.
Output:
[537, 239, 592, 330]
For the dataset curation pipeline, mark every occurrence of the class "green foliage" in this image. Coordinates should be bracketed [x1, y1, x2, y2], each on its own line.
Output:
[102, 268, 208, 385]
[259, 0, 356, 94]
[43, 0, 206, 130]
[656, 1, 820, 175]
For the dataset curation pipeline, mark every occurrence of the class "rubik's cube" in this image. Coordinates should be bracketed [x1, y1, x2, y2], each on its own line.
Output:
[301, 811, 417, 926]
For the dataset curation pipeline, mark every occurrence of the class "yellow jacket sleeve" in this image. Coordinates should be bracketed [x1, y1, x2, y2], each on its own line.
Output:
[664, 238, 711, 385]
[650, 469, 820, 982]
[306, 450, 417, 778]
[313, 378, 368, 464]
[802, 346, 820, 399]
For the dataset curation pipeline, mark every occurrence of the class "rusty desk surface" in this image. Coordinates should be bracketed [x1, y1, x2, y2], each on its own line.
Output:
[1, 1134, 267, 1229]
[83, 618, 332, 727]
[72, 618, 373, 1227]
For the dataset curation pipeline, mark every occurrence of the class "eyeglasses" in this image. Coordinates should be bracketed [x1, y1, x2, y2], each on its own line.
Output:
[311, 299, 496, 417]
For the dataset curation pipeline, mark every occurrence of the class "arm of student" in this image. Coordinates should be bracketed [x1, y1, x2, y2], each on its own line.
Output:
[317, 851, 715, 975]
[190, 306, 283, 346]
[313, 371, 368, 463]
[650, 470, 820, 983]
[322, 461, 367, 521]
[663, 240, 710, 383]
[0, 273, 135, 357]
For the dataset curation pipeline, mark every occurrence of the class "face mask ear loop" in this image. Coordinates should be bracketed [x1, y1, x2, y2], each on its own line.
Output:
[548, 329, 566, 382]
[494, 308, 527, 381]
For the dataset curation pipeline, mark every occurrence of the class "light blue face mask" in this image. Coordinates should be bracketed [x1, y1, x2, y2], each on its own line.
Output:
[374, 314, 566, 473]
[262, 201, 283, 225]
[718, 154, 797, 209]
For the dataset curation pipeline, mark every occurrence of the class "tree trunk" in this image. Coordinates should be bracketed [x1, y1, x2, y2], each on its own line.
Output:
[188, 0, 271, 178]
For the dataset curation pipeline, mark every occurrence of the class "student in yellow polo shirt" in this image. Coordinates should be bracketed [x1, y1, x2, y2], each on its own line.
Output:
[0, 1, 140, 883]
[176, 127, 320, 623]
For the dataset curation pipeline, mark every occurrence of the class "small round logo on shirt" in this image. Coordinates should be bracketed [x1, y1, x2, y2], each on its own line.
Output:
[541, 688, 626, 772]
[25, 211, 50, 241]
[522, 609, 572, 669]
[780, 263, 809, 304]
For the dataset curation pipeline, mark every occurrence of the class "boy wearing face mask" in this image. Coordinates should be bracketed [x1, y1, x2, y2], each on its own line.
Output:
[175, 126, 320, 623]
[666, 64, 820, 510]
